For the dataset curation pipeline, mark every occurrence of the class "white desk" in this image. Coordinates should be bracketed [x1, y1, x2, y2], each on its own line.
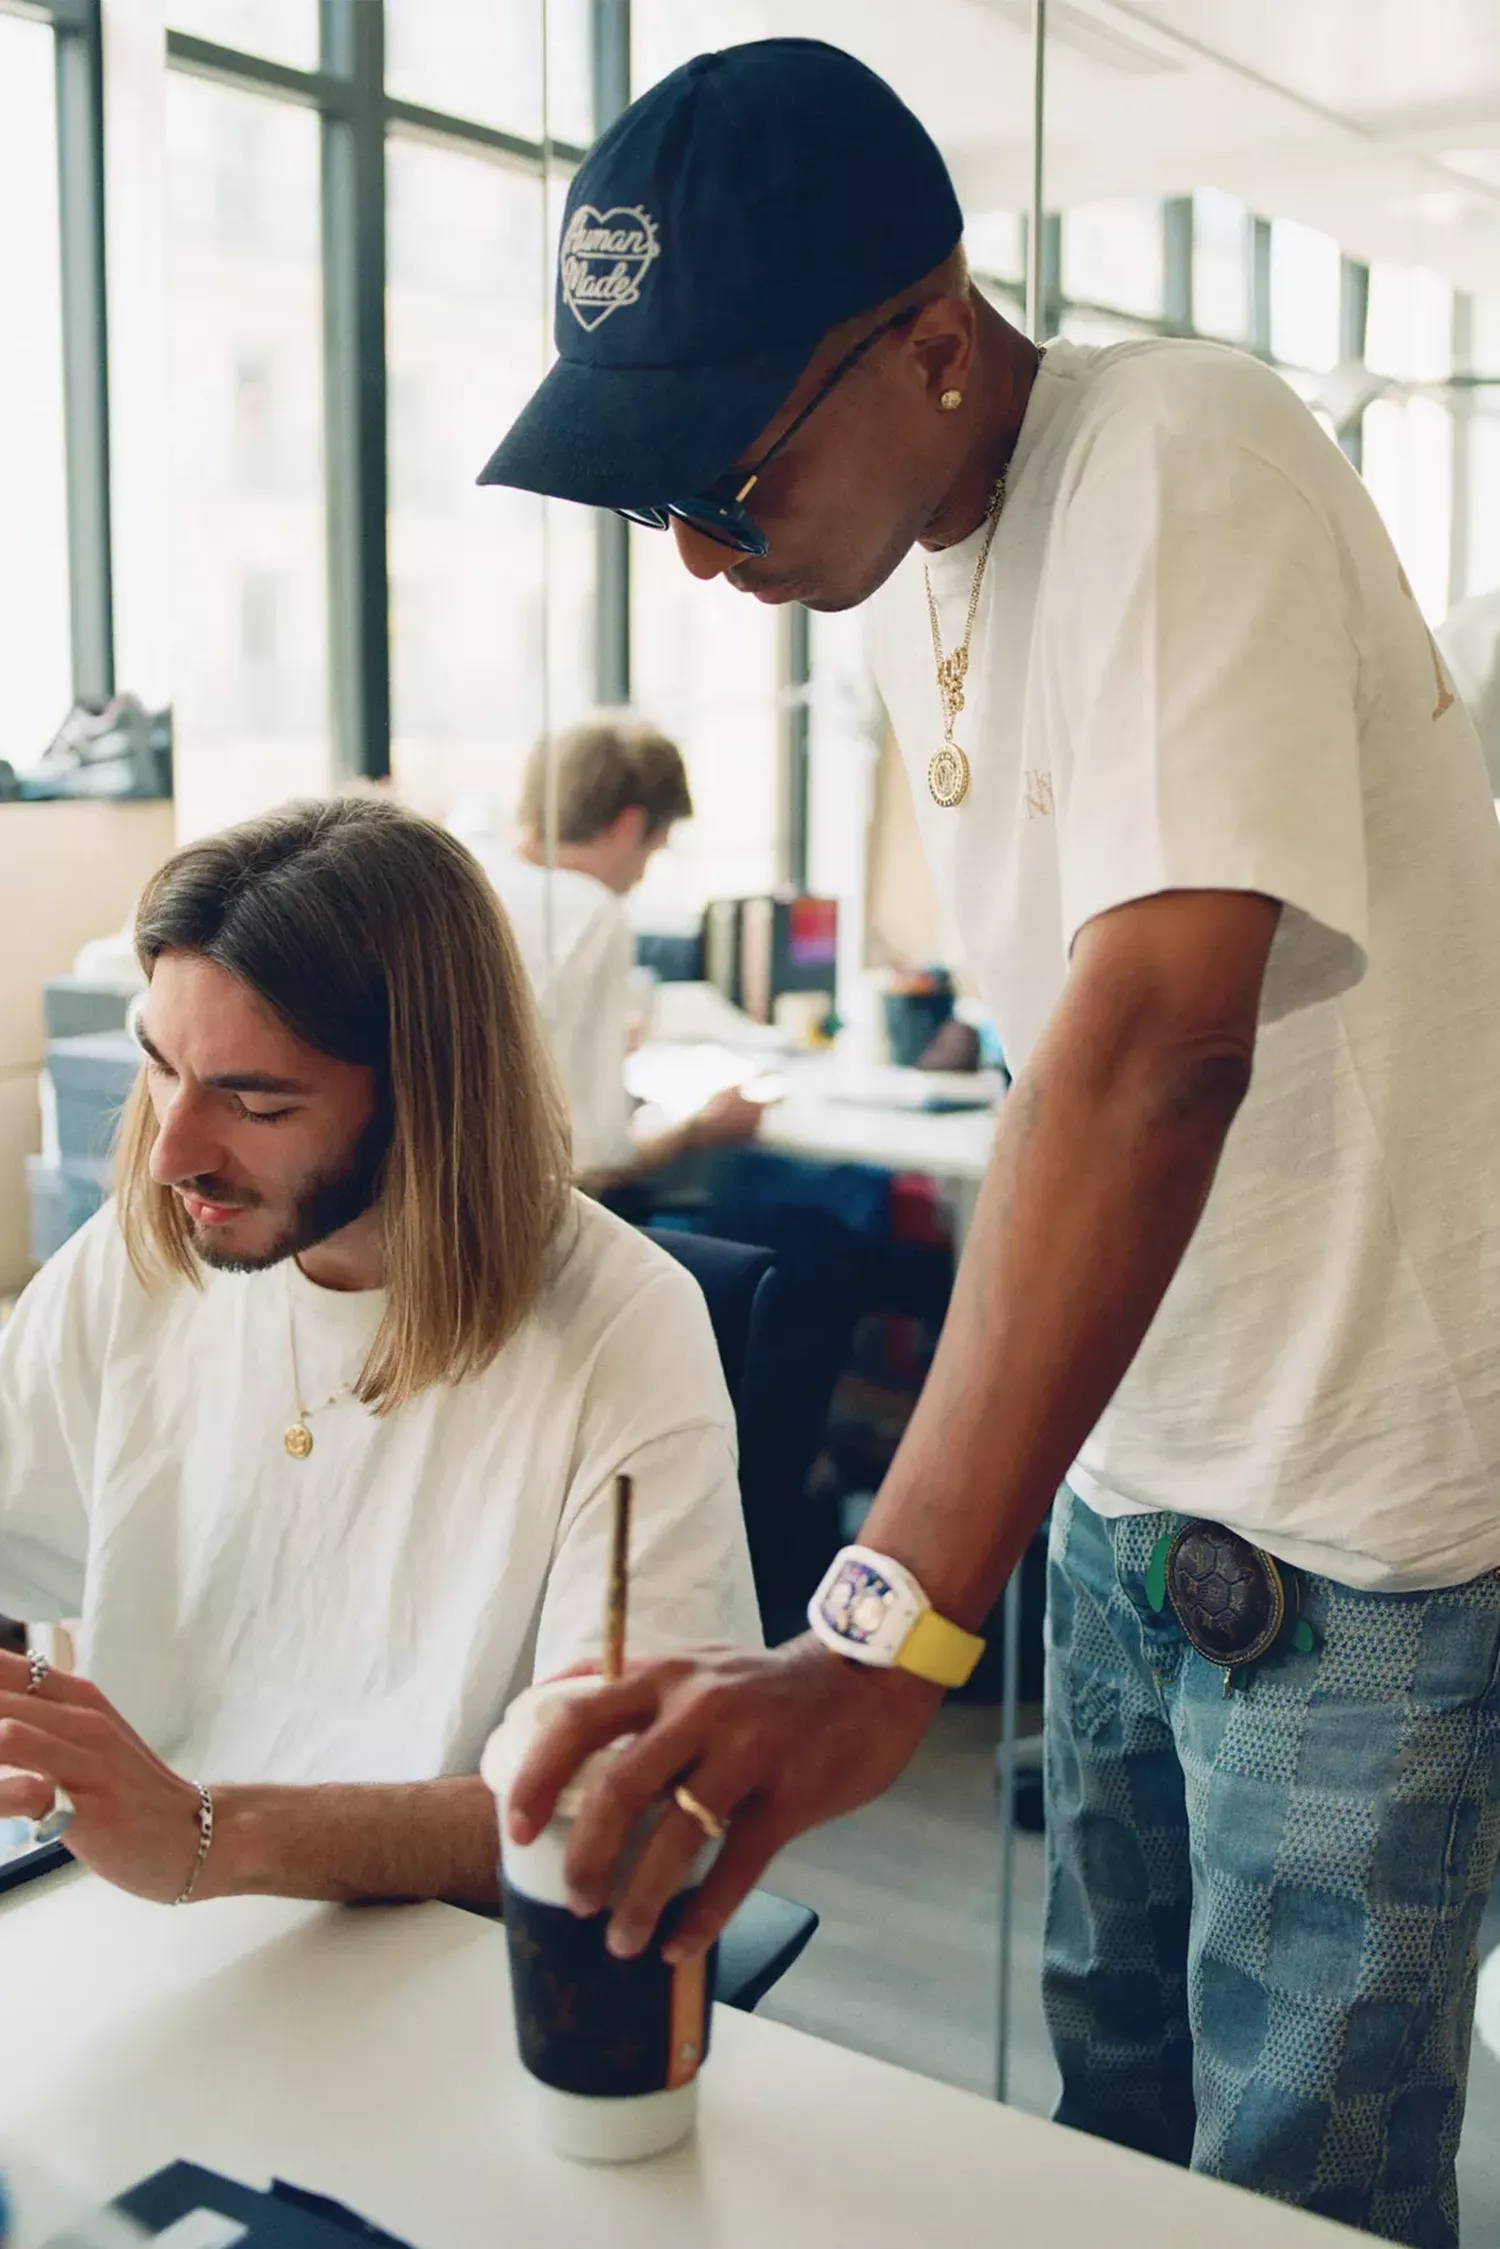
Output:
[746, 1054, 998, 1250]
[0, 1870, 1362, 2249]
[628, 1027, 1000, 1247]
[760, 1080, 996, 1193]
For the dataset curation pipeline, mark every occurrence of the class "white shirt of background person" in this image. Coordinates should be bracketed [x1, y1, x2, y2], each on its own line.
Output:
[454, 714, 764, 1193]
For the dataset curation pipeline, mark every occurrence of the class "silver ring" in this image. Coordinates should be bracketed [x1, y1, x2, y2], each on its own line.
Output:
[25, 1651, 50, 1696]
[33, 1786, 74, 1845]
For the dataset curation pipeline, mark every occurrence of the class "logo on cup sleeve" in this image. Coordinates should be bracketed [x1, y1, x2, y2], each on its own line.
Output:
[561, 205, 661, 332]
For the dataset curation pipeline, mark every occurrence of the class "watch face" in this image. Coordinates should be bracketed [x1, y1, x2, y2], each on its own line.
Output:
[822, 1558, 897, 1645]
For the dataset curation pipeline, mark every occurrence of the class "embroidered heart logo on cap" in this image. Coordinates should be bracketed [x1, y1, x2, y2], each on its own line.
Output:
[560, 205, 661, 332]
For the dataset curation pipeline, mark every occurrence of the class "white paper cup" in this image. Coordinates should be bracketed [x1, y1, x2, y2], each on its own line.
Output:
[481, 1678, 715, 2164]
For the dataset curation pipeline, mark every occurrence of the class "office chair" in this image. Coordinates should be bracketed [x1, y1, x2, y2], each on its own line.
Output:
[644, 1226, 820, 2013]
[642, 1226, 772, 1409]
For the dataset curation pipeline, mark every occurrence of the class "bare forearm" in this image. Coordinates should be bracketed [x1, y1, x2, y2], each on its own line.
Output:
[578, 1120, 695, 1197]
[200, 1776, 501, 1906]
[864, 1014, 1252, 1630]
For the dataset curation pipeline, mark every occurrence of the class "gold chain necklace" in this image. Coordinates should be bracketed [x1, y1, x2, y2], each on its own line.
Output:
[284, 1269, 356, 1460]
[923, 467, 1008, 809]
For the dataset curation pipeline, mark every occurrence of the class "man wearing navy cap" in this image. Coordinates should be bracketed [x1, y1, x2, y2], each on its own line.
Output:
[491, 39, 1500, 2247]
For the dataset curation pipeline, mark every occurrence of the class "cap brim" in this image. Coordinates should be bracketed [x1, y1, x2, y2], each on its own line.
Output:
[475, 337, 816, 510]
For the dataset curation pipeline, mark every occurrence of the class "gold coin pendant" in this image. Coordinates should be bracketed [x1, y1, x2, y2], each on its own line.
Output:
[284, 1423, 314, 1460]
[928, 745, 971, 809]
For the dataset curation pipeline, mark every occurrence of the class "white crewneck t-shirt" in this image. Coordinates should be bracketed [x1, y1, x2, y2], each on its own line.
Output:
[0, 1194, 758, 1781]
[868, 337, 1500, 1592]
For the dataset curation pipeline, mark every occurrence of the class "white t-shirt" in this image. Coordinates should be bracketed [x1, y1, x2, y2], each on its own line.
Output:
[475, 853, 636, 1175]
[868, 337, 1500, 1592]
[1437, 585, 1500, 796]
[0, 1195, 758, 1781]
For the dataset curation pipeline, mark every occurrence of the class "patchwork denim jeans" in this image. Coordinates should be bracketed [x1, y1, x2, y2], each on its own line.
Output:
[1044, 1487, 1500, 2248]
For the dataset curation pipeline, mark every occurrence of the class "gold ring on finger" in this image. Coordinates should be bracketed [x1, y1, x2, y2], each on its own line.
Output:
[672, 1783, 727, 1843]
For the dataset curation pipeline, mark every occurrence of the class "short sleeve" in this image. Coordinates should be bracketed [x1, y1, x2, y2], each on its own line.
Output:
[529, 1265, 762, 1679]
[550, 904, 636, 1175]
[1048, 426, 1368, 1023]
[0, 1216, 106, 1618]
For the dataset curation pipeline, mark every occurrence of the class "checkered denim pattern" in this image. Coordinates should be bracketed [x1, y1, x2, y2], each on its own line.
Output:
[1044, 1487, 1500, 2249]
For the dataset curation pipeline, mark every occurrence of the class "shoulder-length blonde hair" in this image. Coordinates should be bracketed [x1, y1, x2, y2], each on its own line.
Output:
[116, 796, 572, 1412]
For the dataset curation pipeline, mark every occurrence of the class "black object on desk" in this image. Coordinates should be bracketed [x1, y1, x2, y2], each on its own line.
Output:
[112, 2163, 414, 2249]
[0, 1837, 71, 1896]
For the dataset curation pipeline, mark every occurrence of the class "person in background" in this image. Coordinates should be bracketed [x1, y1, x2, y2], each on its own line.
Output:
[457, 713, 762, 1193]
[1437, 583, 1500, 798]
[480, 38, 1500, 2248]
[0, 797, 757, 1908]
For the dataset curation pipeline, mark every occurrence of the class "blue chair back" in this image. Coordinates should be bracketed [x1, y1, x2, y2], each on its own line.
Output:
[643, 1228, 773, 1413]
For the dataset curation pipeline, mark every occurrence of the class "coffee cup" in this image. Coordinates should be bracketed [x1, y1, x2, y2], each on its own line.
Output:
[480, 1677, 716, 2163]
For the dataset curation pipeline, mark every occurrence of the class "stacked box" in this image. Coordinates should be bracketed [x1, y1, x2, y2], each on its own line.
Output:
[26, 1155, 112, 1265]
[27, 1028, 142, 1264]
[42, 978, 136, 1041]
[47, 1031, 142, 1165]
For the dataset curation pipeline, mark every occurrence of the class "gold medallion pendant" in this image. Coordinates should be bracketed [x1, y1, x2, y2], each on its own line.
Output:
[928, 745, 971, 809]
[923, 464, 1008, 815]
[284, 1422, 314, 1460]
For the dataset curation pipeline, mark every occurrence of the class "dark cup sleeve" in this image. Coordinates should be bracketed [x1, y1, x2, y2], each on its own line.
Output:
[501, 1874, 716, 2098]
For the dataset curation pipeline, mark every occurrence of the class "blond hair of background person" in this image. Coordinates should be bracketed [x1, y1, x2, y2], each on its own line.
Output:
[0, 797, 757, 1907]
[456, 713, 762, 1192]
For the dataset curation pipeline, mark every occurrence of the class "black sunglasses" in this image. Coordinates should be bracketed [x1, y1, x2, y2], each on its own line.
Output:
[616, 306, 921, 558]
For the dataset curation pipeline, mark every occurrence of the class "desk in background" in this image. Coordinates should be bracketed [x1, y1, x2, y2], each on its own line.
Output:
[628, 1031, 1001, 1250]
[0, 1870, 1363, 2249]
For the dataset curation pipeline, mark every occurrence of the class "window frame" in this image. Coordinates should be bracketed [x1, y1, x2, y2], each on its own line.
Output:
[969, 193, 1496, 615]
[2, 0, 114, 704]
[162, 0, 593, 783]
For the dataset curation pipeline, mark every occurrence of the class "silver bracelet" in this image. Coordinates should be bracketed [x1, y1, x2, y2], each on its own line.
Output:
[172, 1782, 214, 1906]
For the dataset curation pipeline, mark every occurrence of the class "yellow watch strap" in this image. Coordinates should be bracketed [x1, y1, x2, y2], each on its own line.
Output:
[896, 1607, 986, 1689]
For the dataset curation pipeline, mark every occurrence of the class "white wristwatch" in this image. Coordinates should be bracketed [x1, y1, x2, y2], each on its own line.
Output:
[807, 1545, 986, 1690]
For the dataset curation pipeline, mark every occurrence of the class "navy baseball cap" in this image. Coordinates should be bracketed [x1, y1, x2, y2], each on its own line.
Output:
[477, 38, 962, 512]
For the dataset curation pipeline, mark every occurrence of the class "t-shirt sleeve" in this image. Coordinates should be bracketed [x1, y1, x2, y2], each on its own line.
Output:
[552, 905, 636, 1176]
[1048, 421, 1368, 1022]
[529, 1265, 762, 1681]
[0, 1216, 106, 1618]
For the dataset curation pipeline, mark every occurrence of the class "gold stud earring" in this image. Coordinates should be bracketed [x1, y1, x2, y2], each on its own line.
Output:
[939, 389, 963, 412]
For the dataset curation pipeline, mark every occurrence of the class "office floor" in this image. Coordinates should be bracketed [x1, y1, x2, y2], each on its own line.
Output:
[760, 1703, 1500, 2238]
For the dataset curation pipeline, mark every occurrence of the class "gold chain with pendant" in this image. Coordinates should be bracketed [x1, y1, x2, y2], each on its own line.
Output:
[923, 466, 1008, 810]
[284, 1269, 356, 1460]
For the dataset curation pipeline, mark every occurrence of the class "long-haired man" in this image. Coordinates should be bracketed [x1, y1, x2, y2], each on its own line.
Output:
[0, 796, 757, 1906]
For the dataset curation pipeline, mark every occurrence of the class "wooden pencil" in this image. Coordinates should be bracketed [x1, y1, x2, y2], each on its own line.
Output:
[604, 1472, 633, 1683]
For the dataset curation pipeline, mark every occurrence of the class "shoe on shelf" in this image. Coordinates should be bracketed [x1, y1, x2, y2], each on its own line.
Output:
[16, 694, 172, 802]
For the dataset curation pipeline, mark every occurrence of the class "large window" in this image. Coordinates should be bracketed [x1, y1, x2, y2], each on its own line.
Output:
[1192, 190, 1251, 343]
[1061, 201, 1163, 324]
[629, 525, 781, 917]
[164, 70, 330, 834]
[1269, 219, 1342, 373]
[167, 0, 317, 70]
[154, 1, 602, 839]
[0, 11, 71, 768]
[386, 138, 594, 822]
[385, 0, 591, 146]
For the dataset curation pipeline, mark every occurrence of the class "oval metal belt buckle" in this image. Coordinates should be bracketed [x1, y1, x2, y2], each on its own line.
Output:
[1164, 1521, 1287, 1693]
